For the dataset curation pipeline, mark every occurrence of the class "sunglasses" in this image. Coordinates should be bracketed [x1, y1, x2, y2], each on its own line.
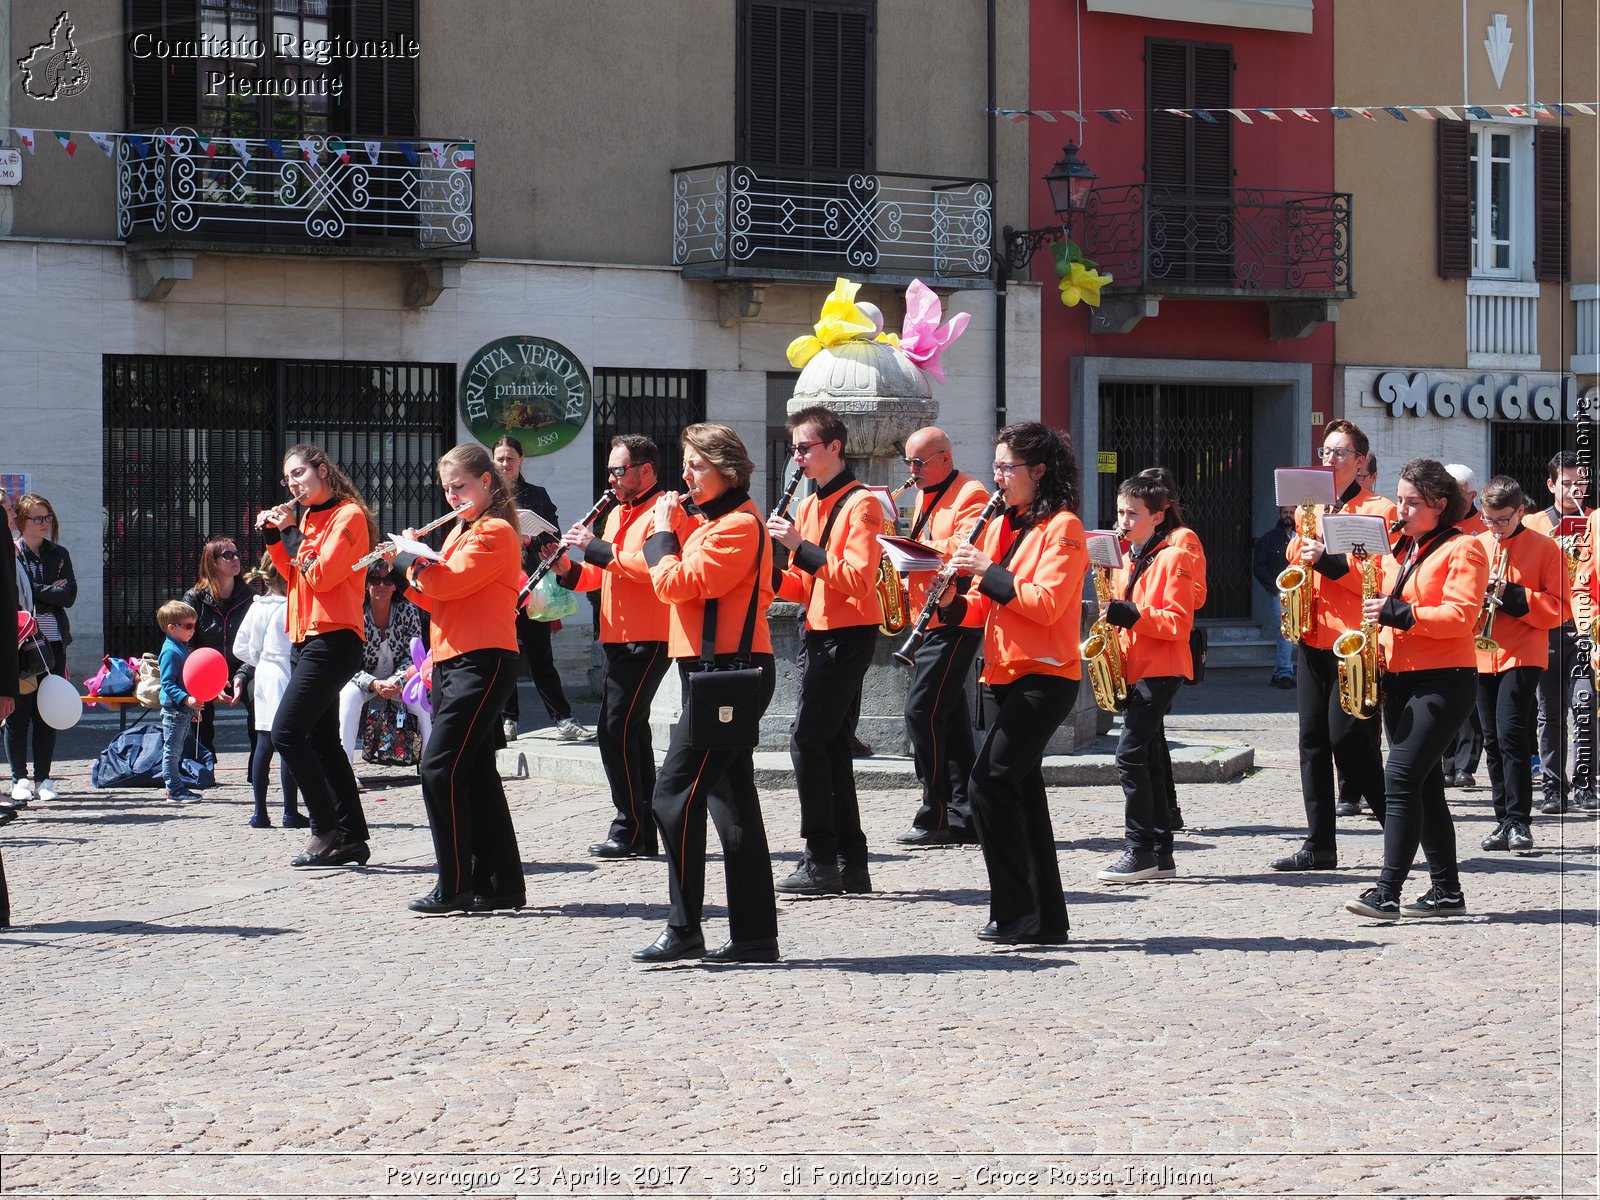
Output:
[173, 621, 196, 630]
[217, 550, 240, 561]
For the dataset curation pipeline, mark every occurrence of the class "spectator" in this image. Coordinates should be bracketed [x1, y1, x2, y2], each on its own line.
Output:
[232, 556, 307, 829]
[338, 564, 432, 767]
[184, 534, 255, 757]
[156, 600, 205, 804]
[1252, 505, 1297, 689]
[8, 494, 76, 805]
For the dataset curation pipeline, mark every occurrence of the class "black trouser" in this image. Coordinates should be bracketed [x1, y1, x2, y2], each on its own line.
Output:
[969, 673, 1077, 935]
[1536, 623, 1594, 794]
[1442, 704, 1483, 779]
[420, 650, 523, 899]
[506, 613, 572, 725]
[1377, 667, 1474, 896]
[1478, 666, 1542, 826]
[1116, 675, 1184, 852]
[652, 655, 777, 941]
[274, 631, 367, 844]
[6, 641, 64, 782]
[904, 626, 980, 833]
[790, 625, 877, 864]
[598, 640, 671, 850]
[0, 848, 8, 928]
[1296, 643, 1387, 856]
[249, 730, 300, 821]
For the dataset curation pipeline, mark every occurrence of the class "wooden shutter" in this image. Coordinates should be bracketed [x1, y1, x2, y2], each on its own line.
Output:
[1144, 40, 1232, 189]
[126, 0, 198, 129]
[1145, 41, 1188, 185]
[739, 0, 873, 171]
[1534, 125, 1570, 283]
[1435, 119, 1471, 277]
[346, 0, 418, 137]
[1191, 45, 1233, 192]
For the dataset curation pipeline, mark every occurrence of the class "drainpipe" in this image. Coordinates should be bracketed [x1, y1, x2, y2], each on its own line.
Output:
[988, 0, 1006, 432]
[0, 2, 12, 235]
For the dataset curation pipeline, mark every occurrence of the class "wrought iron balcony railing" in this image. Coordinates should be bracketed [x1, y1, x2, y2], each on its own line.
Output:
[672, 162, 992, 286]
[1079, 184, 1352, 296]
[117, 130, 475, 253]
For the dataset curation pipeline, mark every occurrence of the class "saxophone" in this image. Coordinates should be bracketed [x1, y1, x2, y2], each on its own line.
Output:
[1275, 502, 1318, 643]
[1332, 548, 1382, 720]
[877, 477, 917, 636]
[1473, 541, 1509, 654]
[1081, 564, 1130, 712]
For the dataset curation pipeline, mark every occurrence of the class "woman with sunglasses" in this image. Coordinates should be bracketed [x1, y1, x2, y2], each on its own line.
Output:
[7, 494, 76, 807]
[337, 564, 431, 768]
[184, 534, 255, 758]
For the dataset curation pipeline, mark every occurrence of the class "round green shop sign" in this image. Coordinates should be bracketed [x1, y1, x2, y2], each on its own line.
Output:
[460, 336, 592, 456]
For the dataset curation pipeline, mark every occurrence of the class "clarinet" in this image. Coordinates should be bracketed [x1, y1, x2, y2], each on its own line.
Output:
[770, 470, 804, 522]
[517, 489, 617, 605]
[891, 490, 1008, 666]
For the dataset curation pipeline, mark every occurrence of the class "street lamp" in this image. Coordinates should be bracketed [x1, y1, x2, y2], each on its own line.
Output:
[1002, 142, 1097, 274]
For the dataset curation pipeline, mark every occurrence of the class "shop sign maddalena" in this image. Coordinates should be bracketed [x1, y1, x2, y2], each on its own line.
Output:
[1352, 367, 1597, 423]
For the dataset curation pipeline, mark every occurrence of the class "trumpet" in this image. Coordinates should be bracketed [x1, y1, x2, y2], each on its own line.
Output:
[1275, 502, 1319, 643]
[1081, 564, 1130, 712]
[1473, 541, 1509, 654]
[892, 490, 1007, 665]
[877, 477, 918, 636]
[517, 489, 617, 606]
[351, 503, 475, 571]
[770, 469, 804, 522]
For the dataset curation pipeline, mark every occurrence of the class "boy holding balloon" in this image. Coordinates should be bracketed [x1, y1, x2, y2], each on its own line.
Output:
[157, 600, 210, 803]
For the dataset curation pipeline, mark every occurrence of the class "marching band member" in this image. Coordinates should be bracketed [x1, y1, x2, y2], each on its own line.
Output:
[1522, 451, 1595, 813]
[258, 443, 375, 870]
[1095, 473, 1197, 883]
[940, 422, 1088, 942]
[396, 444, 526, 914]
[1441, 464, 1486, 788]
[893, 425, 990, 848]
[1271, 419, 1396, 873]
[635, 423, 779, 963]
[559, 436, 679, 859]
[1346, 459, 1489, 920]
[1472, 477, 1566, 854]
[767, 405, 886, 896]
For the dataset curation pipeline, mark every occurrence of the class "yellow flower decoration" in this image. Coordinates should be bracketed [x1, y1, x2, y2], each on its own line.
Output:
[1058, 261, 1112, 308]
[787, 277, 894, 367]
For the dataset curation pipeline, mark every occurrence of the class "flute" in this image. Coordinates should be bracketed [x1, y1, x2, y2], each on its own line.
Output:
[770, 470, 804, 522]
[351, 503, 475, 571]
[517, 489, 617, 605]
[891, 490, 1008, 666]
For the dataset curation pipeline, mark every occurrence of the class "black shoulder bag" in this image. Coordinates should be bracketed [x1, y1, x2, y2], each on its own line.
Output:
[686, 526, 768, 751]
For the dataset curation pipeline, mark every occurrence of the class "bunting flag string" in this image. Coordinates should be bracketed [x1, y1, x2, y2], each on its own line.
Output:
[0, 126, 478, 167]
[995, 100, 1597, 123]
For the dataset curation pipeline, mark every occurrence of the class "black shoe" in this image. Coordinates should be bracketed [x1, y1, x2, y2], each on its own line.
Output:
[774, 856, 844, 896]
[1168, 806, 1185, 832]
[1538, 790, 1567, 815]
[631, 925, 705, 963]
[1346, 887, 1400, 919]
[470, 893, 527, 912]
[408, 887, 473, 915]
[0, 806, 16, 827]
[1480, 821, 1510, 851]
[1096, 848, 1161, 883]
[977, 918, 1042, 943]
[1506, 822, 1534, 853]
[589, 838, 656, 859]
[1441, 771, 1459, 789]
[849, 735, 873, 758]
[894, 826, 956, 847]
[1156, 851, 1177, 879]
[1335, 798, 1363, 817]
[290, 837, 344, 868]
[1270, 848, 1336, 872]
[838, 860, 872, 894]
[325, 841, 371, 867]
[1399, 886, 1467, 917]
[1270, 676, 1297, 690]
[1574, 786, 1599, 812]
[282, 810, 311, 829]
[703, 937, 780, 963]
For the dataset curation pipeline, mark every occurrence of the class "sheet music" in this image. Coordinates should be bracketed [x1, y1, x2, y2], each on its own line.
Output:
[516, 508, 559, 539]
[877, 535, 943, 573]
[1087, 531, 1124, 569]
[1320, 514, 1392, 556]
[1274, 467, 1338, 508]
[386, 532, 444, 563]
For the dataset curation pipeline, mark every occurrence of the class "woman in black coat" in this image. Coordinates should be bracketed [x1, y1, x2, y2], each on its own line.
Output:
[183, 533, 256, 755]
[9, 494, 75, 806]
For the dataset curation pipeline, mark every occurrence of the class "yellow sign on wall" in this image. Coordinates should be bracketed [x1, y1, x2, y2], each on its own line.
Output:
[1097, 451, 1118, 474]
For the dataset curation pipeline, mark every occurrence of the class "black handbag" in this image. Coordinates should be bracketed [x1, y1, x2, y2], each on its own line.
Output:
[685, 528, 767, 751]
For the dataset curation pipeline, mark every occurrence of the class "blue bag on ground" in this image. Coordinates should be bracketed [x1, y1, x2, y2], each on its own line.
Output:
[91, 724, 216, 789]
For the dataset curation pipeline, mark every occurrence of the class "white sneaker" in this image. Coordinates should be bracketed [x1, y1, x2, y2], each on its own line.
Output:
[557, 717, 594, 742]
[9, 778, 35, 805]
[501, 717, 519, 742]
[35, 778, 61, 803]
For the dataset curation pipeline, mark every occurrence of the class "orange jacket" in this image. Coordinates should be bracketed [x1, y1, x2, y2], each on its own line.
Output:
[1473, 527, 1566, 672]
[1524, 504, 1593, 623]
[265, 499, 370, 644]
[945, 509, 1089, 683]
[646, 492, 774, 660]
[903, 471, 993, 615]
[562, 486, 685, 645]
[1109, 535, 1198, 683]
[406, 517, 522, 661]
[1170, 526, 1208, 611]
[1287, 486, 1399, 651]
[1371, 529, 1490, 672]
[776, 473, 885, 629]
[1457, 509, 1488, 537]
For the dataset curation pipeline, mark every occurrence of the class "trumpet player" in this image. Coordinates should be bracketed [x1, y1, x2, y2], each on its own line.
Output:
[1345, 459, 1488, 920]
[936, 422, 1087, 941]
[1094, 473, 1198, 883]
[1271, 419, 1396, 874]
[768, 405, 886, 896]
[893, 427, 991, 848]
[1472, 478, 1566, 854]
[1522, 451, 1595, 813]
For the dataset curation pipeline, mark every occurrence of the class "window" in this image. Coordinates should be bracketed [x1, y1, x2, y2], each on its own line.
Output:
[1469, 126, 1520, 278]
[737, 0, 874, 172]
[198, 0, 338, 136]
[1437, 121, 1567, 282]
[1145, 39, 1234, 283]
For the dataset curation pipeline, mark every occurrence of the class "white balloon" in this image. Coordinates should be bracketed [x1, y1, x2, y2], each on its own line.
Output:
[35, 674, 83, 730]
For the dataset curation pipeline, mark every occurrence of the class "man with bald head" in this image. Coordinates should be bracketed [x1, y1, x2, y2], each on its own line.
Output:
[894, 426, 993, 846]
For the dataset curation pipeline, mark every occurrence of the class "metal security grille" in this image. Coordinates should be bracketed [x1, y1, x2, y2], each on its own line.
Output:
[103, 354, 453, 655]
[1490, 420, 1584, 514]
[591, 370, 707, 502]
[1098, 381, 1254, 619]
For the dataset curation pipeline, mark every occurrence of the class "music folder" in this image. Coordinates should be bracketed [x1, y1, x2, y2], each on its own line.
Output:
[1087, 531, 1124, 569]
[876, 535, 943, 573]
[1274, 466, 1338, 508]
[515, 508, 559, 539]
[1320, 514, 1392, 556]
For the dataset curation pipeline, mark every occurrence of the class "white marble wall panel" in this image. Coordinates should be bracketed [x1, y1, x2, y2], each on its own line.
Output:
[0, 244, 39, 298]
[223, 259, 288, 307]
[165, 256, 226, 305]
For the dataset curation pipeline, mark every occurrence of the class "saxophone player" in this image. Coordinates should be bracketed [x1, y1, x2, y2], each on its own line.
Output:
[1346, 459, 1489, 920]
[892, 427, 992, 848]
[1472, 478, 1567, 854]
[1271, 420, 1397, 873]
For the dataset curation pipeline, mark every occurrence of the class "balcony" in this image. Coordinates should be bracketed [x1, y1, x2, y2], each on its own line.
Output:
[1574, 284, 1600, 375]
[1077, 184, 1353, 337]
[1467, 280, 1539, 369]
[117, 130, 476, 304]
[672, 162, 993, 291]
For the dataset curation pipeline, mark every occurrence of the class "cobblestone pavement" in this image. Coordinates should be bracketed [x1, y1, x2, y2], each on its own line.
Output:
[1, 670, 1595, 1198]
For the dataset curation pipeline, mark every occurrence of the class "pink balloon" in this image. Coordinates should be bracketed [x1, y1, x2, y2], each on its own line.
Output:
[182, 647, 229, 702]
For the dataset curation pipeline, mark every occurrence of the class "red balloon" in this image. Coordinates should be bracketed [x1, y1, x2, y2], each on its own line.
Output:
[182, 647, 229, 703]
